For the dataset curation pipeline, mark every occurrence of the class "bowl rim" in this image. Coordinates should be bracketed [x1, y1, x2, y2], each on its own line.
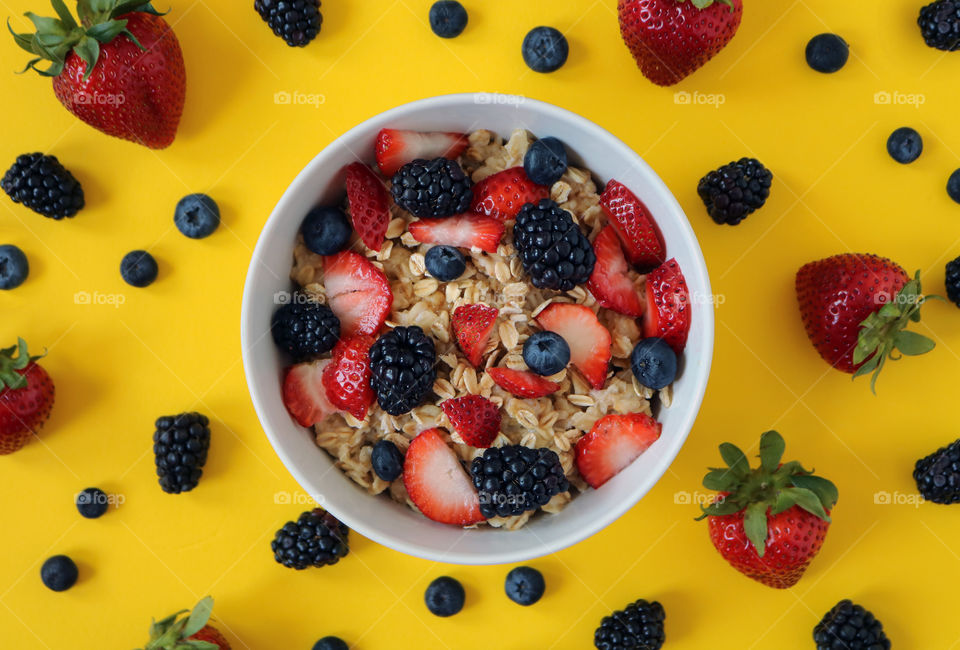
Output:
[241, 93, 715, 565]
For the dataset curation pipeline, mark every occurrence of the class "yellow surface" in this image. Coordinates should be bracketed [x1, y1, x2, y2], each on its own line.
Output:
[2, 0, 960, 647]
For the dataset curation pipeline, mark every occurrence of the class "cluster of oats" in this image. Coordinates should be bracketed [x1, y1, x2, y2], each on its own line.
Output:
[289, 129, 672, 531]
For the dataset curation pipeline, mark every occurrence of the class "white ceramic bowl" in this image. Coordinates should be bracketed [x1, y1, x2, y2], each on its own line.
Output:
[241, 94, 714, 565]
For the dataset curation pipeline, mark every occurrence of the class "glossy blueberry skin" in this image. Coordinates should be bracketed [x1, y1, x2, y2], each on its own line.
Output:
[371, 440, 404, 482]
[948, 169, 960, 205]
[425, 576, 465, 617]
[630, 337, 678, 390]
[424, 245, 466, 281]
[120, 250, 159, 288]
[887, 127, 923, 164]
[505, 566, 545, 606]
[301, 206, 352, 256]
[0, 244, 29, 290]
[76, 487, 109, 519]
[40, 555, 78, 592]
[174, 193, 220, 239]
[429, 1, 468, 38]
[312, 637, 349, 650]
[522, 331, 570, 376]
[524, 137, 568, 186]
[805, 33, 849, 73]
[522, 26, 569, 73]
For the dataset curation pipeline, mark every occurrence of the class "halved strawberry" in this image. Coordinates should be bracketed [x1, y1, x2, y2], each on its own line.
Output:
[643, 258, 691, 354]
[486, 367, 560, 399]
[451, 304, 498, 367]
[535, 303, 612, 389]
[575, 413, 662, 489]
[345, 162, 390, 252]
[321, 336, 375, 420]
[403, 428, 484, 526]
[441, 394, 501, 448]
[375, 129, 469, 177]
[407, 214, 504, 254]
[282, 360, 339, 428]
[587, 225, 645, 317]
[470, 167, 550, 221]
[599, 179, 666, 269]
[323, 251, 393, 338]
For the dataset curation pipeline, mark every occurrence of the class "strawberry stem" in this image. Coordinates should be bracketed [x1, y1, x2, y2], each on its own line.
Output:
[0, 338, 43, 390]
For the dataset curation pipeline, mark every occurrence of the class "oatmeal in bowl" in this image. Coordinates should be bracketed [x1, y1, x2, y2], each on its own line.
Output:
[241, 95, 713, 564]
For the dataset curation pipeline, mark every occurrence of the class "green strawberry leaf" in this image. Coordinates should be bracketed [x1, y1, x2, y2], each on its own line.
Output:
[24, 11, 67, 35]
[758, 430, 784, 472]
[790, 474, 839, 508]
[696, 497, 742, 519]
[893, 330, 935, 356]
[50, 0, 78, 30]
[86, 18, 127, 43]
[780, 487, 830, 521]
[182, 597, 213, 638]
[719, 442, 749, 476]
[702, 468, 737, 491]
[743, 501, 768, 557]
[73, 34, 99, 78]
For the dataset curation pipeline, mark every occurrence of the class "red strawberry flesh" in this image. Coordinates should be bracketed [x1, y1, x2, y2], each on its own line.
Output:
[643, 258, 691, 354]
[452, 304, 498, 367]
[375, 129, 468, 177]
[322, 336, 375, 420]
[345, 162, 390, 252]
[599, 179, 666, 268]
[441, 395, 501, 448]
[486, 367, 560, 399]
[283, 360, 338, 428]
[323, 251, 393, 338]
[407, 214, 505, 254]
[403, 428, 484, 525]
[587, 225, 645, 317]
[575, 413, 661, 488]
[535, 303, 612, 389]
[470, 167, 550, 221]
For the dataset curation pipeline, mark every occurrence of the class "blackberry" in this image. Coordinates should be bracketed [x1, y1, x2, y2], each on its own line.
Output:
[271, 299, 341, 360]
[153, 412, 211, 494]
[271, 508, 349, 570]
[946, 256, 960, 307]
[513, 199, 595, 291]
[1, 153, 84, 219]
[914, 437, 960, 503]
[255, 0, 322, 47]
[698, 157, 772, 225]
[390, 158, 472, 218]
[918, 0, 960, 51]
[814, 600, 891, 650]
[369, 326, 437, 415]
[470, 445, 569, 519]
[594, 599, 665, 650]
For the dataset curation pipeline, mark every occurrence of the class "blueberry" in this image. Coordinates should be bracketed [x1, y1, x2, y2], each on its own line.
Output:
[524, 137, 568, 186]
[302, 206, 352, 256]
[429, 0, 468, 38]
[371, 440, 404, 482]
[522, 331, 570, 376]
[630, 337, 677, 390]
[505, 566, 545, 606]
[948, 169, 960, 205]
[75, 487, 109, 519]
[887, 127, 923, 164]
[805, 33, 849, 73]
[120, 250, 158, 288]
[40, 555, 78, 592]
[174, 193, 220, 239]
[424, 245, 466, 281]
[0, 244, 29, 290]
[425, 576, 465, 617]
[312, 637, 349, 650]
[522, 26, 569, 73]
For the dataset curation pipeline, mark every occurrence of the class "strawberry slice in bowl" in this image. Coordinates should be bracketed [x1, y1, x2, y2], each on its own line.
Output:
[403, 428, 484, 526]
[535, 303, 612, 390]
[470, 167, 550, 221]
[575, 413, 662, 489]
[407, 214, 505, 254]
[588, 225, 645, 318]
[599, 179, 666, 270]
[375, 129, 468, 177]
[344, 162, 391, 252]
[643, 258, 691, 355]
[322, 251, 393, 338]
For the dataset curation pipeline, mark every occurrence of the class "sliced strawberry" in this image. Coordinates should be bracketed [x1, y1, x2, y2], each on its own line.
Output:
[470, 167, 550, 221]
[321, 336, 375, 420]
[407, 214, 505, 254]
[282, 360, 339, 427]
[643, 258, 691, 354]
[375, 129, 469, 177]
[403, 428, 484, 525]
[587, 225, 645, 317]
[451, 304, 498, 367]
[323, 251, 393, 338]
[486, 367, 561, 399]
[575, 413, 662, 489]
[599, 179, 666, 269]
[441, 394, 501, 448]
[345, 162, 390, 252]
[535, 303, 612, 390]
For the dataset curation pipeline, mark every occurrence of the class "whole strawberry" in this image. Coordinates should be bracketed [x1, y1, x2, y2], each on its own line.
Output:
[617, 0, 743, 86]
[139, 596, 230, 650]
[10, 0, 186, 149]
[698, 430, 838, 589]
[796, 253, 938, 391]
[0, 338, 54, 455]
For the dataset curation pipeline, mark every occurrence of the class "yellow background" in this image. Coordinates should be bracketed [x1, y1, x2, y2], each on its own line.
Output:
[2, 0, 960, 647]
